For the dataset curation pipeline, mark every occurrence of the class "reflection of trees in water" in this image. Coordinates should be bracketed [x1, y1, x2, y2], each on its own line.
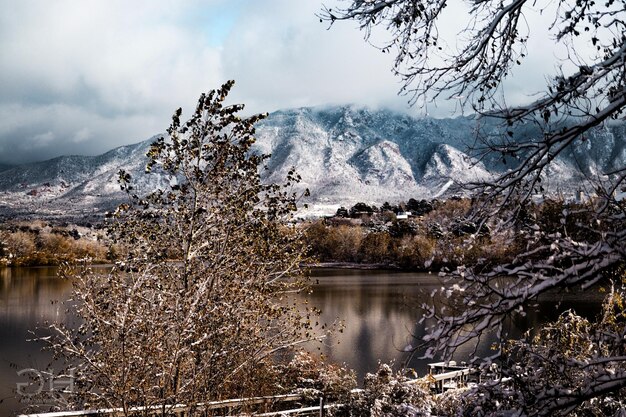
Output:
[0, 267, 69, 416]
[304, 271, 605, 383]
[0, 266, 113, 323]
[0, 267, 72, 323]
[304, 271, 446, 380]
[0, 267, 606, 407]
[405, 307, 498, 373]
[0, 266, 115, 415]
[306, 287, 416, 381]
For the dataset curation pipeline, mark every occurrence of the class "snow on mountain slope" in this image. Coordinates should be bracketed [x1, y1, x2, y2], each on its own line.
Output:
[351, 140, 416, 187]
[0, 138, 156, 216]
[420, 144, 491, 196]
[0, 105, 623, 219]
[252, 106, 487, 204]
[0, 139, 154, 192]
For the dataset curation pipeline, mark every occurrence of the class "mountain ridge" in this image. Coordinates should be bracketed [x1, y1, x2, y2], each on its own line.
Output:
[0, 105, 624, 219]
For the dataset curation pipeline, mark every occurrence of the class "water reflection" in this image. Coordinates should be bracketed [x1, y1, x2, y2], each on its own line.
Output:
[0, 267, 606, 416]
[306, 270, 492, 379]
[306, 269, 606, 381]
[0, 267, 111, 416]
[0, 267, 71, 416]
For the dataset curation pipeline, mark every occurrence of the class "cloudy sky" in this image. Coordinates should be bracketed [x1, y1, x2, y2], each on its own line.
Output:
[0, 0, 560, 164]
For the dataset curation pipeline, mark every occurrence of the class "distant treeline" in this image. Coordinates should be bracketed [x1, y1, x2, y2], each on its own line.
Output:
[0, 197, 610, 269]
[304, 197, 607, 272]
[0, 220, 110, 266]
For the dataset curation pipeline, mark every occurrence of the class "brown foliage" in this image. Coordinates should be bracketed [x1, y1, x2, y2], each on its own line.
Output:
[305, 221, 363, 263]
[0, 224, 108, 266]
[36, 82, 319, 415]
[359, 232, 392, 264]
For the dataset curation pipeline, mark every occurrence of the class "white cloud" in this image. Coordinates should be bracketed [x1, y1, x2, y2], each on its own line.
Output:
[0, 0, 224, 112]
[73, 127, 92, 143]
[221, 0, 409, 114]
[32, 131, 55, 148]
[0, 102, 160, 163]
[0, 0, 590, 164]
[0, 0, 417, 164]
[0, 0, 226, 163]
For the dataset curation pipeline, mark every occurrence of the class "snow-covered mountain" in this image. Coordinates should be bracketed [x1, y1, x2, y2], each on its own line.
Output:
[254, 106, 492, 205]
[0, 105, 624, 219]
[0, 138, 158, 218]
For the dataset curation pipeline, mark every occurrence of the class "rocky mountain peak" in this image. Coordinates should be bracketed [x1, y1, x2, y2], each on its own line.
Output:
[0, 106, 623, 219]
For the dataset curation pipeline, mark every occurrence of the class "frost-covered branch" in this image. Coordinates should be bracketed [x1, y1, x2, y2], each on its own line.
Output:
[33, 82, 319, 416]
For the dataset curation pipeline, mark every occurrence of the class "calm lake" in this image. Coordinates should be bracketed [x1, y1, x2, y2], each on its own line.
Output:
[0, 266, 606, 416]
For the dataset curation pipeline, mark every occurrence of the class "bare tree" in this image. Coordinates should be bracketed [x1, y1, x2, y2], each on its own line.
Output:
[36, 81, 318, 416]
[321, 1, 625, 198]
[457, 289, 626, 416]
[323, 1, 626, 414]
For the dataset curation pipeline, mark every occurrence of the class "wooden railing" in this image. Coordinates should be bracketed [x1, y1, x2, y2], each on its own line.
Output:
[19, 363, 478, 417]
[17, 394, 315, 417]
[424, 361, 478, 393]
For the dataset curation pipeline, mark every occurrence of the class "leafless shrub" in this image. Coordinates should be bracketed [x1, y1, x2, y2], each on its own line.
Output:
[33, 81, 321, 416]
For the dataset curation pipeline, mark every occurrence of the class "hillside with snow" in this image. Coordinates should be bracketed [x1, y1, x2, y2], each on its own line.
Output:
[0, 105, 624, 219]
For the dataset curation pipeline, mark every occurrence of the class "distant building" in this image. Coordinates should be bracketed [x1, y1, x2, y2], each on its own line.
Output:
[396, 211, 411, 220]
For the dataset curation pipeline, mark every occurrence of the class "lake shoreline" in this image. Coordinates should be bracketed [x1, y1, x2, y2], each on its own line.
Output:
[1, 261, 418, 272]
[306, 262, 402, 271]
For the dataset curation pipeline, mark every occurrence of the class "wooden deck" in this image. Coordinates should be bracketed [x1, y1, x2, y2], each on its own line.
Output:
[425, 361, 478, 393]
